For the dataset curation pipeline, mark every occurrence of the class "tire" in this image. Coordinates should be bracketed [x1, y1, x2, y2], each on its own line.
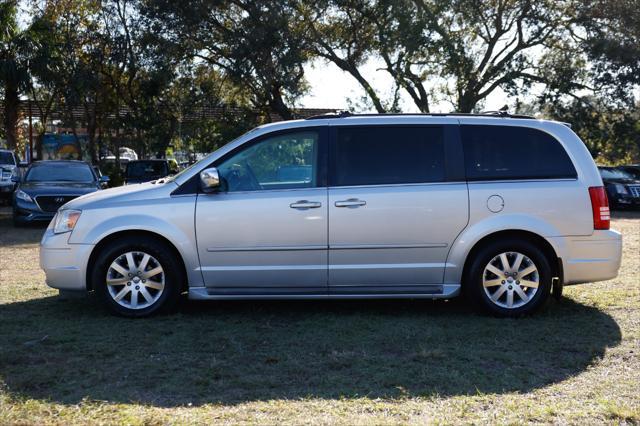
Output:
[91, 236, 183, 317]
[464, 238, 552, 317]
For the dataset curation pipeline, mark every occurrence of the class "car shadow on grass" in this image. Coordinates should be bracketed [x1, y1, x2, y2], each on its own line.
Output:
[0, 214, 47, 247]
[0, 295, 621, 407]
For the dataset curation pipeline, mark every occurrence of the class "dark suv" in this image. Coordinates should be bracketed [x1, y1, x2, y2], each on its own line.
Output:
[598, 166, 640, 209]
[124, 159, 179, 184]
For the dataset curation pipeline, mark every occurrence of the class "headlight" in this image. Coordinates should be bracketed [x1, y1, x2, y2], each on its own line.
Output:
[15, 189, 33, 202]
[614, 184, 628, 194]
[53, 209, 82, 234]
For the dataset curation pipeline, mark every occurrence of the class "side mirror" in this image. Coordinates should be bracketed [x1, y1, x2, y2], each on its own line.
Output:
[100, 175, 110, 188]
[200, 167, 221, 192]
[11, 174, 20, 183]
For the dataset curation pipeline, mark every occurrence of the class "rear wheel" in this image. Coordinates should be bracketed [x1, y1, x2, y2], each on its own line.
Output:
[465, 239, 552, 317]
[92, 236, 183, 317]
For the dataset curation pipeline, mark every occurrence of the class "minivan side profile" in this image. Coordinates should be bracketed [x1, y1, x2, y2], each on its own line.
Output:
[39, 113, 622, 317]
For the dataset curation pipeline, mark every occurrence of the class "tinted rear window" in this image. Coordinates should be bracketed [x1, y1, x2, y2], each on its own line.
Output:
[462, 125, 577, 180]
[332, 126, 445, 186]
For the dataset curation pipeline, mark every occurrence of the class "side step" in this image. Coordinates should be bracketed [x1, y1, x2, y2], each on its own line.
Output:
[188, 284, 461, 300]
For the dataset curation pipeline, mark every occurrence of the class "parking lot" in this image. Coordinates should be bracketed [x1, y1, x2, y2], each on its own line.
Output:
[0, 205, 638, 424]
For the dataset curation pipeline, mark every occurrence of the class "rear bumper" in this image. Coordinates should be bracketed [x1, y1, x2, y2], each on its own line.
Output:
[40, 228, 93, 291]
[549, 230, 622, 285]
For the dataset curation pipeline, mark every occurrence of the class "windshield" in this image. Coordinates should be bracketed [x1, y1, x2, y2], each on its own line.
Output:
[127, 161, 167, 178]
[26, 164, 95, 182]
[0, 152, 15, 165]
[600, 168, 635, 180]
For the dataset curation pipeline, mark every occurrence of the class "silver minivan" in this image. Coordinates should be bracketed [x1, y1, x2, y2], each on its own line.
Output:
[40, 113, 622, 317]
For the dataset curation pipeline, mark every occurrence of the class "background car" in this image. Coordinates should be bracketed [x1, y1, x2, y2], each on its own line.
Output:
[0, 149, 19, 205]
[618, 164, 640, 180]
[598, 166, 640, 209]
[12, 160, 108, 225]
[124, 159, 179, 184]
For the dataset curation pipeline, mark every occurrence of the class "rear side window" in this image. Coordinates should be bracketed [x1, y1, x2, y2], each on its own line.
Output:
[331, 126, 445, 186]
[462, 125, 577, 181]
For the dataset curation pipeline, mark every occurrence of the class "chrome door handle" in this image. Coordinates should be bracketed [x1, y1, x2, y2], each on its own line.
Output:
[335, 198, 367, 208]
[290, 200, 322, 209]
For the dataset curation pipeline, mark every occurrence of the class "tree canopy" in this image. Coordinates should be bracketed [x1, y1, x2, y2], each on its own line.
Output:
[0, 0, 637, 164]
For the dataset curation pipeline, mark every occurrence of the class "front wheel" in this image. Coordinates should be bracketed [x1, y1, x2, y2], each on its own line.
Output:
[92, 236, 183, 317]
[465, 239, 552, 317]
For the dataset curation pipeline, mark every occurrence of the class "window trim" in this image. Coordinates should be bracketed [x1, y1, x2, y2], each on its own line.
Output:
[460, 125, 578, 182]
[328, 124, 461, 188]
[172, 126, 328, 196]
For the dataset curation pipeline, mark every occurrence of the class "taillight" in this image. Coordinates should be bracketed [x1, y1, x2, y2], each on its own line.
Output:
[589, 186, 610, 230]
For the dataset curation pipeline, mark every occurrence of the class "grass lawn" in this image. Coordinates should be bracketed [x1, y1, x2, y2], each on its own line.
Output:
[0, 206, 638, 425]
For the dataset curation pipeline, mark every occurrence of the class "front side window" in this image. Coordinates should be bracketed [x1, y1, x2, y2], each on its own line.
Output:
[331, 126, 446, 186]
[217, 131, 318, 192]
[462, 125, 577, 180]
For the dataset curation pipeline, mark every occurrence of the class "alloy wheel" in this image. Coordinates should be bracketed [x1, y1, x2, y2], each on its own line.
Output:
[106, 251, 165, 310]
[482, 251, 539, 309]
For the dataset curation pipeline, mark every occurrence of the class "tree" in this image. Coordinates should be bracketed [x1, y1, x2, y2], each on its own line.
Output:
[576, 0, 640, 106]
[0, 1, 31, 149]
[143, 0, 310, 120]
[301, 0, 589, 113]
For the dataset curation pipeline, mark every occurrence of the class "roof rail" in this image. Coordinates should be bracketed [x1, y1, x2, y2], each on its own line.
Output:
[304, 111, 536, 120]
[305, 110, 352, 120]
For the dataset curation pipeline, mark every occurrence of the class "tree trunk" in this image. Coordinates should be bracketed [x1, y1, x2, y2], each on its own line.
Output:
[3, 82, 19, 150]
[269, 85, 293, 121]
[457, 94, 477, 113]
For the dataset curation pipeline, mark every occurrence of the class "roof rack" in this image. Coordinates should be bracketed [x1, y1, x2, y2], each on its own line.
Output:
[304, 110, 535, 120]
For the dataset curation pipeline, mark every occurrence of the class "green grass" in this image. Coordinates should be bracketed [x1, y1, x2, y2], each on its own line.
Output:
[0, 207, 638, 424]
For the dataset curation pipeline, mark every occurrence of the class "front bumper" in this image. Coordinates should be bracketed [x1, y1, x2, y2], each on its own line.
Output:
[40, 228, 94, 291]
[13, 197, 55, 223]
[549, 230, 622, 285]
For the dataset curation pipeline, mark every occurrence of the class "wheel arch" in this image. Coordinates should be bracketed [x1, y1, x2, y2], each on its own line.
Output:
[86, 229, 189, 293]
[460, 229, 562, 288]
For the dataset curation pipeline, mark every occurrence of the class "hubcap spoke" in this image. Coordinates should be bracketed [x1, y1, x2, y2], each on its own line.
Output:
[110, 262, 128, 278]
[486, 264, 505, 278]
[518, 265, 537, 278]
[143, 266, 163, 279]
[512, 253, 524, 273]
[491, 285, 507, 301]
[138, 254, 151, 273]
[139, 286, 154, 303]
[113, 286, 130, 302]
[125, 252, 136, 272]
[107, 277, 128, 286]
[506, 289, 514, 307]
[499, 253, 510, 272]
[144, 280, 164, 290]
[483, 278, 503, 287]
[106, 251, 165, 310]
[130, 290, 139, 308]
[520, 279, 539, 289]
[513, 285, 529, 302]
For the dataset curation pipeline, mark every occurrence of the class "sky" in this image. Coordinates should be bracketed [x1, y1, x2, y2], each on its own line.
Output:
[299, 58, 510, 113]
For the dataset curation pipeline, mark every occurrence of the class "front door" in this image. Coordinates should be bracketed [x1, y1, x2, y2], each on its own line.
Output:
[195, 128, 328, 294]
[328, 124, 468, 294]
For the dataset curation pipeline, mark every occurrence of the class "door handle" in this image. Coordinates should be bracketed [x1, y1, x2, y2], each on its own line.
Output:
[335, 198, 367, 208]
[290, 200, 322, 209]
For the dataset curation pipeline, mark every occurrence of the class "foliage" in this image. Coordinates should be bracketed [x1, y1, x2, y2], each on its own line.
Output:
[0, 0, 638, 163]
